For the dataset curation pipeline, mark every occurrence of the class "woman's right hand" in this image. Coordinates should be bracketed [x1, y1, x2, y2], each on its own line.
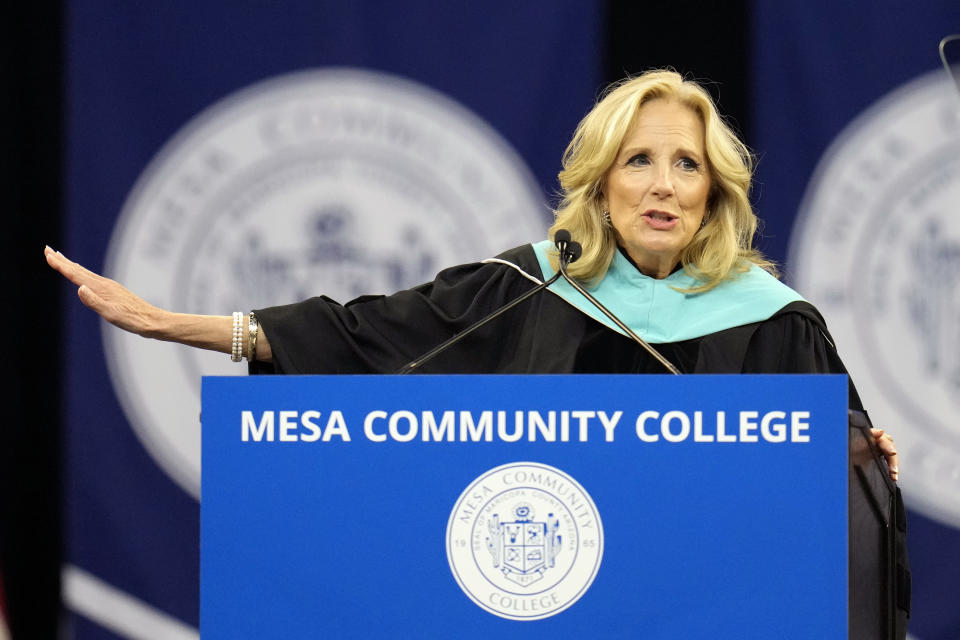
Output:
[44, 246, 168, 338]
[45, 246, 271, 360]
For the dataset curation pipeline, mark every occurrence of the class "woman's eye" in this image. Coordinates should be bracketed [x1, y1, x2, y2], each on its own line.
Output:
[678, 157, 700, 171]
[626, 153, 649, 166]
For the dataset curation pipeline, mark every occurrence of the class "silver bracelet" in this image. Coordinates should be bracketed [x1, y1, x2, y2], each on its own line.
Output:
[231, 312, 243, 362]
[247, 312, 259, 363]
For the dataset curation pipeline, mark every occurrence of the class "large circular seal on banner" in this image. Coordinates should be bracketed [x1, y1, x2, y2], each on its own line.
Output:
[104, 69, 547, 499]
[446, 462, 604, 620]
[789, 69, 960, 527]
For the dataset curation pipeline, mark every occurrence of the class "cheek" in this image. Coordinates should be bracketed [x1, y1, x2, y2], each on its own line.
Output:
[681, 180, 710, 212]
[605, 178, 626, 205]
[607, 171, 647, 202]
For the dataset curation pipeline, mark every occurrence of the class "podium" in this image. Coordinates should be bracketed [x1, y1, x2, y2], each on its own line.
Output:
[200, 374, 898, 638]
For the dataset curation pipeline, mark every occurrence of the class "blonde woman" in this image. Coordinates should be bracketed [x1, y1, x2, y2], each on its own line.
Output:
[46, 69, 899, 476]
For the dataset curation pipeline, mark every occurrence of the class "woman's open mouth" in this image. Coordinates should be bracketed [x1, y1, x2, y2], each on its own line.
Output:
[641, 210, 679, 230]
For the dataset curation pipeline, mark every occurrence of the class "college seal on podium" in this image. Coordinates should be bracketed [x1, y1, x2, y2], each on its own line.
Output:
[446, 462, 604, 620]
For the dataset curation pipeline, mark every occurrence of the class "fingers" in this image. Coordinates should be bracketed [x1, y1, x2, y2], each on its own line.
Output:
[45, 246, 98, 287]
[50, 247, 106, 313]
[870, 428, 899, 482]
[45, 247, 78, 284]
[46, 247, 118, 302]
[77, 283, 106, 312]
[44, 245, 67, 275]
[44, 246, 157, 336]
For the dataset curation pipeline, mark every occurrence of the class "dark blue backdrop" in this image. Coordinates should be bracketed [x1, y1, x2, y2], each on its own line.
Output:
[64, 1, 603, 636]
[751, 2, 960, 638]
[62, 1, 959, 638]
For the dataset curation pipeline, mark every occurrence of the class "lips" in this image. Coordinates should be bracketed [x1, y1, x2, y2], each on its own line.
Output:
[641, 210, 679, 230]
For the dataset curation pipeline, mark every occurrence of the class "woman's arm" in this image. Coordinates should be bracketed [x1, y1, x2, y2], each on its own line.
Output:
[44, 246, 272, 361]
[743, 303, 899, 481]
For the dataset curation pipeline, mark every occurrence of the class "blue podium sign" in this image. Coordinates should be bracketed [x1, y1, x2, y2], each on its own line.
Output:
[201, 374, 848, 638]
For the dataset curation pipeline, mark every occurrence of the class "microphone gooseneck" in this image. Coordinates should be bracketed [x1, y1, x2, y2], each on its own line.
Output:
[396, 230, 681, 375]
[553, 230, 681, 375]
[395, 240, 567, 374]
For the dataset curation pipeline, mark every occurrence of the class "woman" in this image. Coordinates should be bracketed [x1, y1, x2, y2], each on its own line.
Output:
[45, 69, 899, 478]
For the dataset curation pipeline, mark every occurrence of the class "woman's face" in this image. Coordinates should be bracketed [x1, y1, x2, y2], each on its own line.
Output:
[602, 98, 711, 278]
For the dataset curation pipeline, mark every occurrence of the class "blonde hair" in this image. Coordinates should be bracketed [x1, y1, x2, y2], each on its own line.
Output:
[549, 69, 775, 292]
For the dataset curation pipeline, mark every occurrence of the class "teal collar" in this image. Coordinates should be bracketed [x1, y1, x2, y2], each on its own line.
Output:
[531, 239, 804, 343]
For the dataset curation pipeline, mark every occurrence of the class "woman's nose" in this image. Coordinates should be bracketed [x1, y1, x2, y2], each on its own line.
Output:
[650, 164, 675, 198]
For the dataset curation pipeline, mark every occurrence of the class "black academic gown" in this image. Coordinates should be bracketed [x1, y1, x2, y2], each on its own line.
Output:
[251, 242, 910, 636]
[252, 244, 846, 380]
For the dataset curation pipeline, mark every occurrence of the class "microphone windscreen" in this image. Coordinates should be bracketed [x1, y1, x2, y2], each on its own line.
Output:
[554, 229, 571, 246]
[567, 241, 583, 263]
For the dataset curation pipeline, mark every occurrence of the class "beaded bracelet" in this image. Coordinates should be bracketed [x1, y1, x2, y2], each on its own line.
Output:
[231, 311, 243, 362]
[247, 312, 259, 363]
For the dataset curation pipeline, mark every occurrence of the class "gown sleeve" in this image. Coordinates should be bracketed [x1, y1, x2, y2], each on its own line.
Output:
[249, 256, 539, 375]
[740, 300, 864, 408]
[743, 301, 911, 634]
[741, 303, 835, 372]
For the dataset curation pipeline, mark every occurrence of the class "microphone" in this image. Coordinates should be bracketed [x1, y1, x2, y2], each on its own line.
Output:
[552, 230, 681, 375]
[395, 244, 565, 374]
[553, 229, 581, 265]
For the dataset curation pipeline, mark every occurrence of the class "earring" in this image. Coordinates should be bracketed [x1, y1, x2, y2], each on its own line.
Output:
[602, 209, 611, 225]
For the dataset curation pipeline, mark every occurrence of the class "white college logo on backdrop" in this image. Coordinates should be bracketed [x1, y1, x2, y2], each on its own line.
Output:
[790, 69, 960, 527]
[446, 462, 604, 620]
[104, 69, 547, 498]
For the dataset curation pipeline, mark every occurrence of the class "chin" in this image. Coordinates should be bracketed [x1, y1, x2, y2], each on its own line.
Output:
[635, 239, 683, 256]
